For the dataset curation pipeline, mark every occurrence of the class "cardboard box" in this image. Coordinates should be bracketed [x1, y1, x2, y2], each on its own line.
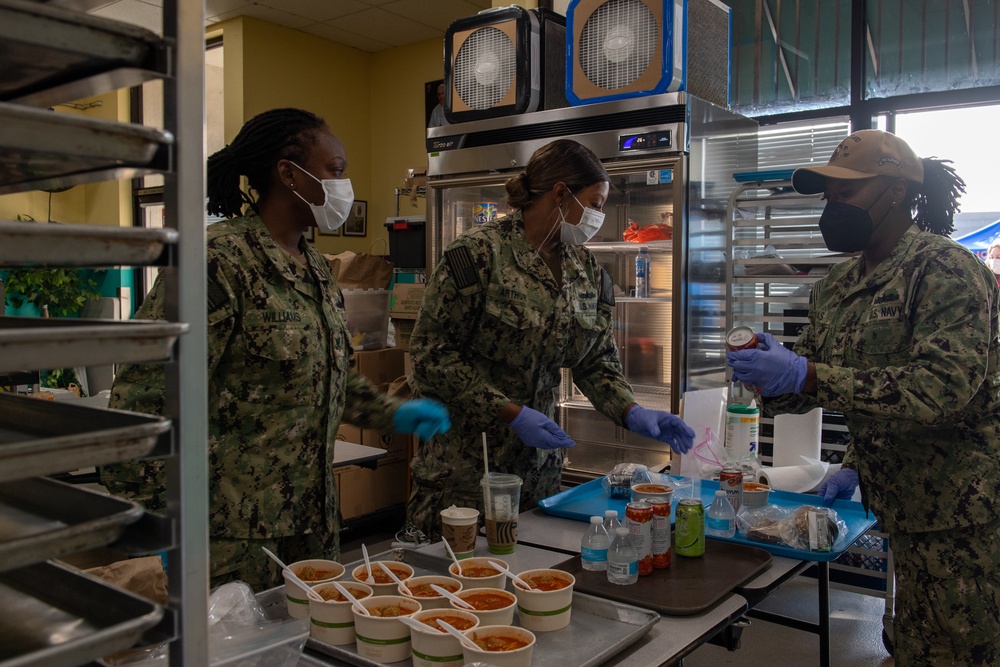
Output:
[389, 283, 425, 319]
[392, 318, 415, 351]
[335, 459, 408, 520]
[352, 348, 405, 385]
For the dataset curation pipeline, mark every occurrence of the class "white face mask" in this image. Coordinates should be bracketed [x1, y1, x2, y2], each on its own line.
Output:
[988, 257, 1000, 274]
[289, 161, 354, 232]
[560, 193, 605, 245]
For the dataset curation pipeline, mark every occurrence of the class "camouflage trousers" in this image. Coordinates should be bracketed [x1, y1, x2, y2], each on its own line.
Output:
[209, 529, 340, 593]
[891, 518, 1000, 666]
[406, 451, 562, 542]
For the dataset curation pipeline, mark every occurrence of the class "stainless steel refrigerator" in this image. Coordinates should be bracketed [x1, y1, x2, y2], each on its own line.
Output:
[425, 92, 757, 481]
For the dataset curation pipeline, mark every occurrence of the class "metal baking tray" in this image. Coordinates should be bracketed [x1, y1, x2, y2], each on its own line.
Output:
[257, 549, 660, 667]
[0, 393, 170, 483]
[0, 477, 144, 572]
[0, 559, 163, 667]
[0, 0, 166, 107]
[0, 102, 173, 196]
[0, 317, 188, 373]
[0, 220, 177, 267]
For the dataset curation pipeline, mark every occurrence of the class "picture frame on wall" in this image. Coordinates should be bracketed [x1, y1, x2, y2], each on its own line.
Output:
[303, 227, 315, 242]
[343, 200, 367, 237]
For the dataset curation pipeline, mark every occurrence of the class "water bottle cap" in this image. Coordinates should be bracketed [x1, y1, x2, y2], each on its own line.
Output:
[615, 527, 629, 536]
[604, 510, 618, 518]
[590, 516, 603, 524]
[716, 490, 727, 497]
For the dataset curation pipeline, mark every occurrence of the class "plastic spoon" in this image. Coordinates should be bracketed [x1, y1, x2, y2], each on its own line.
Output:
[441, 538, 462, 574]
[430, 583, 476, 610]
[361, 543, 373, 580]
[378, 561, 413, 596]
[261, 547, 325, 603]
[328, 580, 370, 616]
[436, 619, 481, 651]
[487, 559, 534, 590]
[398, 615, 434, 634]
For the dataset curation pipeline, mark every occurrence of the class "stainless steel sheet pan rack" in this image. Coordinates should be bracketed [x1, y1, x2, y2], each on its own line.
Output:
[0, 560, 163, 667]
[0, 0, 167, 107]
[0, 317, 188, 373]
[0, 0, 208, 662]
[0, 221, 177, 267]
[0, 103, 173, 195]
[258, 549, 660, 667]
[0, 477, 144, 572]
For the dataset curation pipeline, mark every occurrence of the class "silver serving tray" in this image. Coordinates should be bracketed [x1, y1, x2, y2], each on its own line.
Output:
[0, 102, 173, 195]
[0, 0, 166, 106]
[0, 393, 170, 482]
[0, 220, 177, 267]
[0, 317, 188, 373]
[0, 477, 144, 572]
[257, 549, 660, 667]
[0, 560, 163, 667]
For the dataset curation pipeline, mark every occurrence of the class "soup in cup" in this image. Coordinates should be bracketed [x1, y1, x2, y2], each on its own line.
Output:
[450, 586, 516, 626]
[399, 575, 463, 610]
[283, 559, 345, 619]
[743, 481, 771, 507]
[630, 482, 674, 505]
[308, 581, 372, 645]
[409, 608, 480, 667]
[351, 561, 415, 596]
[512, 568, 576, 632]
[352, 594, 421, 663]
[461, 625, 536, 667]
[447, 557, 507, 590]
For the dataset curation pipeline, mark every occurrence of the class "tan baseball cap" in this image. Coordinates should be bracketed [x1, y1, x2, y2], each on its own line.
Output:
[792, 129, 924, 195]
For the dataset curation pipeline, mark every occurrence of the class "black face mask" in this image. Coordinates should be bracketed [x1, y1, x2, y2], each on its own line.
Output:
[818, 185, 892, 253]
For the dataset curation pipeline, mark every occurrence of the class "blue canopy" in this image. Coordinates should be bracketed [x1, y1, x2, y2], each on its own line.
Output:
[954, 219, 1000, 259]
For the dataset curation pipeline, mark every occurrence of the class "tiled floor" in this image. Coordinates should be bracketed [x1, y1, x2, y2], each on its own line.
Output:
[340, 525, 896, 667]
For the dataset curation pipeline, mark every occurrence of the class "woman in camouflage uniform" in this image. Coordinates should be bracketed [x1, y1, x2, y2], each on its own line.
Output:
[728, 130, 1000, 665]
[406, 139, 695, 540]
[101, 109, 449, 591]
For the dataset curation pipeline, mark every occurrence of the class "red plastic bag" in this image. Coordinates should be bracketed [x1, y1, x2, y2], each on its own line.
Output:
[623, 220, 673, 243]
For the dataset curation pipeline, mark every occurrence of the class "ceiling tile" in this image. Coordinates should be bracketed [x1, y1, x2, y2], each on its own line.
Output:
[256, 0, 366, 23]
[381, 0, 485, 31]
[300, 22, 395, 52]
[332, 7, 440, 46]
[91, 0, 162, 32]
[205, 0, 250, 21]
[238, 4, 314, 29]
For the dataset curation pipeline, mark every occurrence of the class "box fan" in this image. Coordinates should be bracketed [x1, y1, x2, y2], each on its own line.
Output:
[566, 0, 731, 107]
[444, 6, 566, 124]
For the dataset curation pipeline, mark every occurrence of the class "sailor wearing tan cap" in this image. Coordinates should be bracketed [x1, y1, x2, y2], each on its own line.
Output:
[728, 129, 1000, 666]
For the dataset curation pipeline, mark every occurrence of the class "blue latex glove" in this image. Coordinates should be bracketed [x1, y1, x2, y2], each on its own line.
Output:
[510, 406, 575, 450]
[816, 468, 859, 506]
[625, 406, 696, 454]
[726, 331, 808, 397]
[393, 399, 451, 442]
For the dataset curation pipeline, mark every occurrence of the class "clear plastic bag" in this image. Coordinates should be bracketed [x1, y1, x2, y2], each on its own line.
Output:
[601, 462, 646, 498]
[736, 504, 848, 552]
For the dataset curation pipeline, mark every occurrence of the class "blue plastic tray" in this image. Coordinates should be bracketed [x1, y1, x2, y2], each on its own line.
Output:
[538, 477, 877, 562]
[732, 169, 795, 183]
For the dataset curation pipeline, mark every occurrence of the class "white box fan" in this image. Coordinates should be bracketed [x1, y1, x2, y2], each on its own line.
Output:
[566, 0, 731, 107]
[444, 6, 566, 124]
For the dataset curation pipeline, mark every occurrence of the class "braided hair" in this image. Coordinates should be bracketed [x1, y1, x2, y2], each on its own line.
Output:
[206, 108, 328, 219]
[906, 157, 966, 237]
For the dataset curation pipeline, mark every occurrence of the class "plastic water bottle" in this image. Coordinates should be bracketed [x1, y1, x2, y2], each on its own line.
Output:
[635, 247, 650, 298]
[581, 516, 611, 571]
[706, 489, 736, 538]
[603, 509, 622, 535]
[631, 464, 652, 487]
[607, 527, 638, 585]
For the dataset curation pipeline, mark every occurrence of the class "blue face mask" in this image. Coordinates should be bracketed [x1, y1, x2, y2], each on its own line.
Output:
[560, 193, 605, 245]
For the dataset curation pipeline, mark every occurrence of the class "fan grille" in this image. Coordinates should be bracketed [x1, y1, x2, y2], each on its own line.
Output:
[454, 26, 517, 110]
[579, 0, 659, 90]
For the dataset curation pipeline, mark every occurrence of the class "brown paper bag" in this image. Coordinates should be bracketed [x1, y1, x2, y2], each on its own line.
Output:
[324, 251, 394, 289]
[86, 556, 169, 605]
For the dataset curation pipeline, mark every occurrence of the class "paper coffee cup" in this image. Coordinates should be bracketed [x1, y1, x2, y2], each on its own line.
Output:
[440, 506, 479, 559]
